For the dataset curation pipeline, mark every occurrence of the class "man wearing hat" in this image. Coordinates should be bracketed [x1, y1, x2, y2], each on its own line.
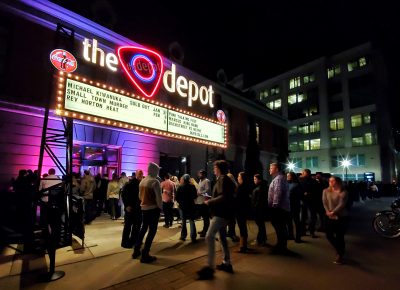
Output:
[132, 162, 162, 263]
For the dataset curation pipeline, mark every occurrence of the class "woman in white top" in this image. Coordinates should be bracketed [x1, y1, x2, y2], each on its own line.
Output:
[322, 176, 349, 265]
[107, 173, 120, 220]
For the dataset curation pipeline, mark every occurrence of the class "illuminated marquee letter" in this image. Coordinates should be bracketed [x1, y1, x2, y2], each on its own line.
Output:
[199, 86, 209, 106]
[91, 39, 105, 66]
[163, 63, 176, 93]
[188, 80, 199, 107]
[176, 76, 188, 97]
[208, 85, 214, 108]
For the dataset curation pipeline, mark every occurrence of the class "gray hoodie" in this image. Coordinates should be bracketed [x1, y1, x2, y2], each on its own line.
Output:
[138, 162, 162, 210]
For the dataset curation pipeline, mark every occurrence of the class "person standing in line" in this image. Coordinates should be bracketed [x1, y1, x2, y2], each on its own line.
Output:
[176, 174, 198, 242]
[119, 172, 130, 219]
[132, 162, 162, 263]
[323, 176, 349, 265]
[251, 174, 268, 246]
[236, 172, 252, 253]
[161, 173, 175, 228]
[197, 160, 236, 280]
[195, 170, 211, 237]
[80, 170, 97, 224]
[299, 169, 319, 238]
[226, 173, 239, 242]
[121, 170, 143, 249]
[107, 173, 120, 220]
[268, 163, 290, 254]
[315, 173, 328, 231]
[286, 172, 303, 243]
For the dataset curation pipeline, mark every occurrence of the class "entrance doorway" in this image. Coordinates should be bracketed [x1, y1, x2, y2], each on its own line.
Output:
[72, 143, 121, 178]
[159, 154, 190, 178]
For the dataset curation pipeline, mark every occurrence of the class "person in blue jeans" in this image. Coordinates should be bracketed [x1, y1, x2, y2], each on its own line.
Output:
[132, 162, 162, 263]
[197, 160, 236, 280]
[176, 174, 197, 242]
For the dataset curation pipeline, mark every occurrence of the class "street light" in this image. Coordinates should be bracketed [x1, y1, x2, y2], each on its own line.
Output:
[340, 158, 352, 181]
[287, 161, 296, 172]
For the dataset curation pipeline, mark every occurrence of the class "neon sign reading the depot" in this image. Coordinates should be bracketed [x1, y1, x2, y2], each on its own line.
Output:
[82, 38, 214, 108]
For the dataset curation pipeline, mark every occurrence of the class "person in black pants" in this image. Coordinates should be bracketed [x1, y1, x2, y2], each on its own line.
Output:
[323, 176, 349, 264]
[268, 163, 290, 254]
[286, 172, 303, 243]
[132, 163, 162, 263]
[251, 174, 268, 246]
[300, 169, 319, 238]
[236, 172, 252, 252]
[121, 170, 143, 249]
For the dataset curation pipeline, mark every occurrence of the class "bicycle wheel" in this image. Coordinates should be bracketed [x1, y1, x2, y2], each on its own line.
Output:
[372, 211, 400, 238]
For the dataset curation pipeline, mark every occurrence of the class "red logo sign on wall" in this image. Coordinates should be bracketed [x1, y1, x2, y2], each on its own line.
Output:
[50, 49, 77, 73]
[217, 110, 226, 123]
[117, 46, 164, 98]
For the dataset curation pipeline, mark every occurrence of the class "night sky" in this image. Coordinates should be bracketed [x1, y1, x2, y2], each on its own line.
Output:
[51, 0, 400, 130]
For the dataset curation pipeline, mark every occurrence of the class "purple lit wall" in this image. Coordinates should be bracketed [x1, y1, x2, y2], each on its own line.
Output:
[0, 103, 160, 189]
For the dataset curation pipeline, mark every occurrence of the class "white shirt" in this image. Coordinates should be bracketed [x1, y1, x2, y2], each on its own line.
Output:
[39, 174, 61, 202]
[196, 178, 211, 205]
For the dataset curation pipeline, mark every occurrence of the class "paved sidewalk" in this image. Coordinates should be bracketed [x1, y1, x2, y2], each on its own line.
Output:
[1, 198, 399, 290]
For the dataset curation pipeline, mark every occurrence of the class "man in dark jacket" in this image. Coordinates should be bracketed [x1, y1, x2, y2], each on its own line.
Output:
[121, 170, 143, 249]
[300, 169, 319, 238]
[252, 174, 268, 246]
[197, 160, 236, 280]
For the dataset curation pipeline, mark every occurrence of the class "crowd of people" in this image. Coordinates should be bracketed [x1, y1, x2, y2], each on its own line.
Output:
[5, 161, 396, 280]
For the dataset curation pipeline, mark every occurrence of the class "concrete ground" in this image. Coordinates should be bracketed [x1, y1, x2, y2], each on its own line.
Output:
[1, 197, 399, 290]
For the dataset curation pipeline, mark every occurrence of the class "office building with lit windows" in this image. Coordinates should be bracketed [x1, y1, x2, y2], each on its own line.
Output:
[250, 43, 396, 182]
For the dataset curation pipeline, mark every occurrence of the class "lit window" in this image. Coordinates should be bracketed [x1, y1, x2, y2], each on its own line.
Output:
[363, 113, 371, 124]
[271, 86, 280, 96]
[274, 99, 281, 109]
[288, 94, 297, 105]
[359, 57, 367, 67]
[330, 118, 344, 130]
[297, 93, 307, 103]
[303, 74, 315, 84]
[299, 124, 309, 134]
[287, 92, 307, 106]
[304, 106, 318, 117]
[303, 140, 310, 151]
[357, 154, 366, 166]
[289, 76, 301, 89]
[266, 102, 274, 110]
[289, 142, 298, 152]
[364, 132, 375, 145]
[347, 61, 358, 72]
[289, 126, 297, 135]
[259, 90, 268, 102]
[327, 65, 341, 79]
[331, 156, 339, 167]
[331, 137, 344, 148]
[306, 156, 318, 168]
[256, 122, 260, 144]
[351, 114, 362, 127]
[310, 139, 320, 150]
[309, 121, 320, 133]
[352, 137, 364, 146]
[349, 154, 366, 166]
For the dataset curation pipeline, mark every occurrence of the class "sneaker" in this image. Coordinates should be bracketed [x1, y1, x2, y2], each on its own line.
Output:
[216, 263, 234, 273]
[333, 255, 344, 265]
[197, 266, 215, 280]
[163, 224, 169, 228]
[132, 249, 141, 259]
[140, 255, 157, 263]
[179, 237, 186, 241]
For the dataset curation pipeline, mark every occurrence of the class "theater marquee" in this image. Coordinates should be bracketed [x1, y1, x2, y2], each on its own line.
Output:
[54, 72, 227, 147]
